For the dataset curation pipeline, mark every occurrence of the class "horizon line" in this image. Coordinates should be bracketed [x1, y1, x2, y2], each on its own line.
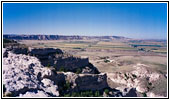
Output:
[3, 34, 167, 40]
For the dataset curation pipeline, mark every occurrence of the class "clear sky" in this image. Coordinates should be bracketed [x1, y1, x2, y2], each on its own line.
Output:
[3, 3, 167, 39]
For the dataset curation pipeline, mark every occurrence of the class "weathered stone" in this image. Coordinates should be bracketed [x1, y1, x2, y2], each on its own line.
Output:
[107, 63, 163, 94]
[75, 73, 108, 91]
[41, 78, 59, 96]
[19, 91, 49, 97]
[3, 49, 59, 97]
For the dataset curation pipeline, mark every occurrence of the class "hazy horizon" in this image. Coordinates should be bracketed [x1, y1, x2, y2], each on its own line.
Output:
[3, 3, 167, 39]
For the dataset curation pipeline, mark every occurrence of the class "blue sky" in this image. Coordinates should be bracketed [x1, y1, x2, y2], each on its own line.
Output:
[3, 3, 167, 39]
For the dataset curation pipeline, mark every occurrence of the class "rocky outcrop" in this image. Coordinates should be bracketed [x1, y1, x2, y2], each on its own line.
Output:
[3, 49, 59, 97]
[28, 48, 92, 73]
[75, 73, 108, 91]
[2, 48, 106, 97]
[5, 46, 28, 55]
[50, 72, 108, 92]
[4, 46, 98, 74]
[107, 63, 166, 95]
[3, 47, 166, 97]
[29, 48, 63, 55]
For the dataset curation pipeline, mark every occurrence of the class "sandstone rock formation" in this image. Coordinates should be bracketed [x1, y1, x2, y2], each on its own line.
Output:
[5, 45, 99, 74]
[107, 63, 166, 97]
[3, 49, 59, 97]
[3, 48, 106, 97]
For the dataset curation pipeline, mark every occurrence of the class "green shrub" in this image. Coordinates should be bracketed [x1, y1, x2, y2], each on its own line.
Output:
[59, 67, 66, 72]
[76, 68, 81, 74]
[104, 89, 109, 94]
[47, 63, 51, 68]
[62, 90, 103, 97]
[94, 91, 100, 97]
[63, 81, 71, 90]
[142, 93, 147, 97]
[71, 92, 79, 97]
[64, 93, 71, 97]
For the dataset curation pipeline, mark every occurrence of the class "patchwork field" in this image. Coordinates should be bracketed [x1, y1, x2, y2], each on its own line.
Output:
[19, 39, 167, 74]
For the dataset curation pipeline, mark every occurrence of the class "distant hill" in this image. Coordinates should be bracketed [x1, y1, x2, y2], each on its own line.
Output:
[3, 34, 127, 40]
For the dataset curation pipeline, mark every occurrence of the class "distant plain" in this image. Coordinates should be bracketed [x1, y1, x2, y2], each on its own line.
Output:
[19, 39, 167, 74]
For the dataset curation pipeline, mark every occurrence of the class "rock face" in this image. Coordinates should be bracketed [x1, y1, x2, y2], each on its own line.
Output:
[5, 46, 28, 55]
[28, 48, 93, 73]
[5, 46, 98, 74]
[75, 73, 108, 91]
[2, 48, 105, 97]
[3, 49, 59, 97]
[29, 48, 63, 56]
[107, 63, 166, 96]
[50, 72, 108, 92]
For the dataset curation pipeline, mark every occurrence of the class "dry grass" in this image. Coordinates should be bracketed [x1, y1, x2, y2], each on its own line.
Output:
[19, 40, 167, 74]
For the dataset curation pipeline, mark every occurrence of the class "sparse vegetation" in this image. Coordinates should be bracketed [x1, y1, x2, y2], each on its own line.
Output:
[5, 37, 167, 97]
[142, 93, 147, 97]
[104, 59, 110, 63]
[62, 90, 102, 97]
[59, 67, 67, 72]
[63, 81, 71, 90]
[94, 91, 101, 97]
[104, 89, 109, 95]
[76, 68, 81, 74]
[47, 63, 51, 68]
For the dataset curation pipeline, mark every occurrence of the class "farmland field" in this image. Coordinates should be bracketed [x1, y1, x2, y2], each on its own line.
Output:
[19, 39, 167, 74]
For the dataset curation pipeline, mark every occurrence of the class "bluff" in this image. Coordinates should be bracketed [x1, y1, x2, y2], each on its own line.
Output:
[3, 34, 126, 40]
